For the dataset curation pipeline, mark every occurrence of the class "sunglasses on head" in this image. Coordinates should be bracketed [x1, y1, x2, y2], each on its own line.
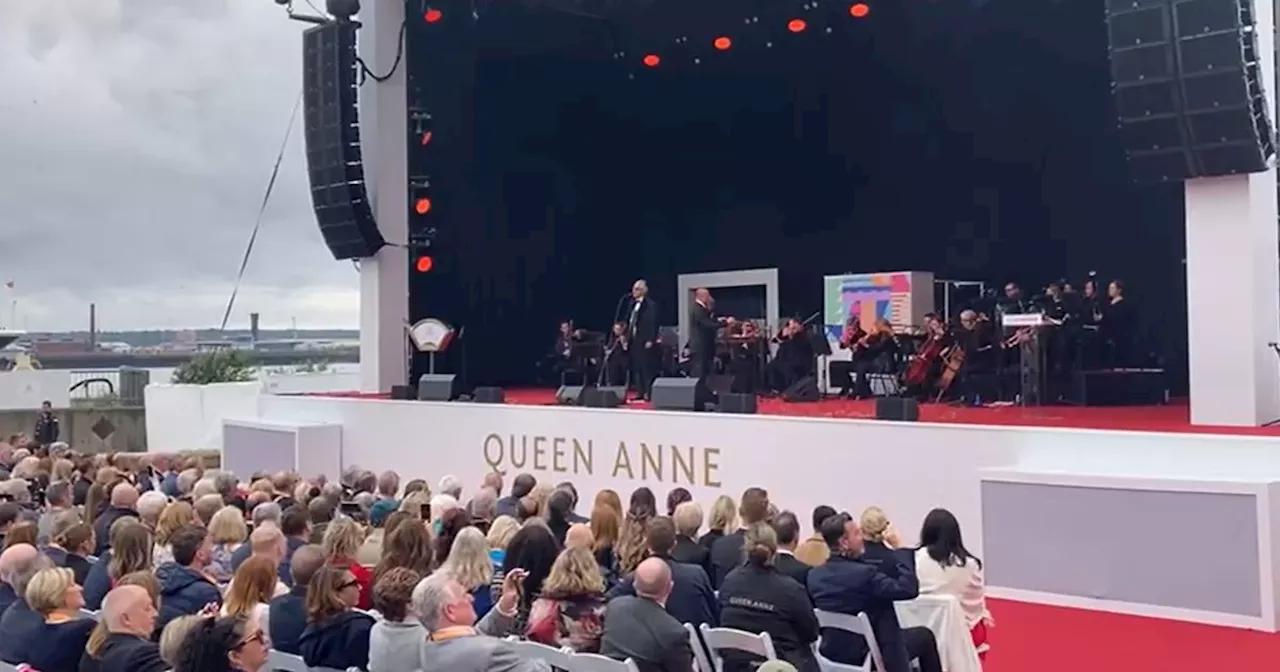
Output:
[339, 579, 360, 590]
[235, 630, 266, 649]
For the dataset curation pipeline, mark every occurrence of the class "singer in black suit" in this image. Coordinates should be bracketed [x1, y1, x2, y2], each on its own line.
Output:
[627, 279, 659, 401]
[689, 287, 729, 379]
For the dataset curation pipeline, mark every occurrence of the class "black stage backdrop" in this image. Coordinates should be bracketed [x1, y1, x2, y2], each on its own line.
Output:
[404, 0, 1187, 390]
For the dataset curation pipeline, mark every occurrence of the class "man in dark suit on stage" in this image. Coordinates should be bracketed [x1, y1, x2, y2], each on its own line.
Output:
[689, 287, 732, 379]
[628, 279, 659, 401]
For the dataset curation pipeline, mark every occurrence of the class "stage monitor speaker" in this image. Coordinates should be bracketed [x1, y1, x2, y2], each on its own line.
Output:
[418, 374, 460, 401]
[583, 387, 624, 408]
[473, 387, 505, 404]
[651, 378, 711, 411]
[556, 385, 586, 405]
[1106, 0, 1275, 183]
[718, 392, 758, 414]
[390, 385, 415, 400]
[875, 397, 920, 422]
[782, 376, 820, 403]
[302, 22, 386, 260]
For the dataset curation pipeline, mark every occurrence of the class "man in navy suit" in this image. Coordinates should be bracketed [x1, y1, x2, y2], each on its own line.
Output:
[807, 514, 941, 672]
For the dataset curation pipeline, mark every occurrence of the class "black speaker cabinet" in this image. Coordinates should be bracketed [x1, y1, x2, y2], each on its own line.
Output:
[417, 374, 460, 401]
[1106, 0, 1275, 182]
[583, 387, 623, 408]
[473, 387, 505, 404]
[718, 392, 758, 414]
[651, 377, 711, 411]
[875, 397, 920, 422]
[556, 385, 586, 406]
[389, 385, 415, 400]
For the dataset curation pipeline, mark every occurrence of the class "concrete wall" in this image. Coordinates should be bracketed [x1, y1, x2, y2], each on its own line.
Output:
[0, 406, 147, 453]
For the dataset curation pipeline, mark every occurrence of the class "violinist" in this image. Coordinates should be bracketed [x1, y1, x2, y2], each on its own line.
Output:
[603, 321, 631, 386]
[832, 316, 866, 397]
[540, 320, 586, 384]
[849, 317, 898, 399]
[766, 318, 813, 394]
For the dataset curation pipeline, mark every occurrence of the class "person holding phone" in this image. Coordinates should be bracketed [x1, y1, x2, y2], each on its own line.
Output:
[416, 568, 547, 672]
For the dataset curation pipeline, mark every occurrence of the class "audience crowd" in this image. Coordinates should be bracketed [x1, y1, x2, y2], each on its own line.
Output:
[0, 435, 991, 672]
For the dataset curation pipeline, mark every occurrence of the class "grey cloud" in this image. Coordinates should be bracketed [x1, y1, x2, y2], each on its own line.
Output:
[1, 1, 359, 330]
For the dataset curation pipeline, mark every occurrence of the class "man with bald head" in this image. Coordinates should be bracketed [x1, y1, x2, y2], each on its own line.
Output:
[0, 543, 38, 613]
[689, 287, 733, 380]
[88, 585, 167, 672]
[268, 544, 325, 655]
[94, 481, 140, 555]
[601, 557, 693, 670]
[0, 545, 53, 663]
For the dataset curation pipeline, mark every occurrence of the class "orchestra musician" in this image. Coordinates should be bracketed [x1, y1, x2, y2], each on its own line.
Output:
[604, 321, 631, 386]
[848, 317, 898, 399]
[1098, 279, 1136, 367]
[627, 280, 659, 401]
[766, 317, 813, 394]
[541, 320, 585, 384]
[689, 287, 734, 380]
[726, 319, 765, 394]
[951, 309, 998, 402]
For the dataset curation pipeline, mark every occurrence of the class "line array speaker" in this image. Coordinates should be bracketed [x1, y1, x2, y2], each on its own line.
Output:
[302, 22, 386, 260]
[1106, 0, 1274, 183]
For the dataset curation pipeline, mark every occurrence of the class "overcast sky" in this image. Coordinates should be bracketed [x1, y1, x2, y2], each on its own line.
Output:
[0, 1, 360, 332]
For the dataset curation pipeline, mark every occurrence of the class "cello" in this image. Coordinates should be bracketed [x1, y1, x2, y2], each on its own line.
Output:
[903, 319, 946, 387]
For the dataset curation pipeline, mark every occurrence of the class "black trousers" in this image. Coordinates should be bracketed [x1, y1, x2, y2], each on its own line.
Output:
[689, 348, 716, 380]
[630, 345, 654, 398]
[903, 626, 943, 672]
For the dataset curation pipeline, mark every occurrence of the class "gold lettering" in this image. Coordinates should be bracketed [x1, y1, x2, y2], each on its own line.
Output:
[533, 436, 548, 471]
[552, 438, 567, 473]
[612, 441, 635, 479]
[671, 445, 695, 485]
[703, 447, 722, 487]
[573, 439, 593, 474]
[510, 435, 527, 469]
[640, 443, 663, 481]
[483, 434, 503, 470]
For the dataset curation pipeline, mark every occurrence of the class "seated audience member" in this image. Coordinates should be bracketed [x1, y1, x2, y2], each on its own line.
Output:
[175, 614, 270, 672]
[135, 491, 168, 536]
[719, 523, 819, 672]
[207, 505, 249, 583]
[276, 505, 314, 585]
[526, 545, 608, 652]
[94, 482, 140, 556]
[20, 567, 96, 672]
[495, 473, 536, 520]
[193, 494, 226, 528]
[915, 508, 992, 657]
[84, 519, 153, 610]
[230, 503, 284, 571]
[221, 555, 277, 646]
[37, 481, 74, 545]
[771, 511, 811, 587]
[498, 522, 560, 634]
[795, 505, 836, 567]
[415, 567, 547, 672]
[3, 521, 38, 549]
[438, 527, 496, 617]
[616, 488, 657, 576]
[158, 615, 203, 669]
[589, 504, 621, 587]
[356, 502, 396, 566]
[710, 487, 770, 588]
[666, 487, 693, 517]
[546, 489, 576, 546]
[601, 557, 694, 671]
[807, 514, 941, 672]
[235, 524, 290, 596]
[671, 501, 710, 576]
[43, 512, 95, 585]
[564, 523, 594, 550]
[487, 515, 519, 566]
[268, 544, 325, 655]
[699, 495, 737, 551]
[153, 501, 199, 566]
[79, 585, 168, 672]
[156, 524, 223, 634]
[858, 507, 912, 571]
[0, 546, 52, 663]
[435, 507, 472, 565]
[307, 496, 335, 545]
[297, 565, 376, 670]
[0, 501, 20, 549]
[468, 486, 498, 531]
[322, 516, 374, 609]
[368, 568, 425, 672]
[609, 516, 717, 627]
[554, 482, 589, 523]
[0, 541, 40, 613]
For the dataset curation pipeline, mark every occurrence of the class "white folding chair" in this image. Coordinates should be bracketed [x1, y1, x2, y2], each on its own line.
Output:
[504, 637, 577, 670]
[266, 649, 309, 672]
[684, 623, 714, 672]
[813, 609, 885, 672]
[698, 623, 777, 672]
[80, 608, 99, 621]
[0, 662, 21, 672]
[564, 652, 642, 672]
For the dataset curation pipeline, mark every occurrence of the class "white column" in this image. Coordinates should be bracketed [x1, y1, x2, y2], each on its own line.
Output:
[1184, 0, 1278, 425]
[358, 0, 409, 393]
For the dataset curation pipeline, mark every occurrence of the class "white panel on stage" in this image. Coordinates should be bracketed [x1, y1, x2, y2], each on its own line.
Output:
[677, 268, 780, 349]
[221, 418, 343, 481]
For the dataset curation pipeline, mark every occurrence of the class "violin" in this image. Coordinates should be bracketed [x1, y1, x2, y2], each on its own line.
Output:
[839, 320, 866, 349]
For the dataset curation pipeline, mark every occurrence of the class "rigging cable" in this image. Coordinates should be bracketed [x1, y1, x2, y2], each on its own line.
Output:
[218, 91, 305, 332]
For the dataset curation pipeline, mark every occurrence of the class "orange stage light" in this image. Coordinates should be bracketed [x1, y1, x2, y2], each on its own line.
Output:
[642, 54, 660, 67]
[788, 18, 807, 32]
[713, 36, 732, 50]
[420, 131, 433, 146]
[414, 198, 432, 215]
[850, 3, 870, 17]
[415, 256, 435, 273]
[424, 8, 443, 22]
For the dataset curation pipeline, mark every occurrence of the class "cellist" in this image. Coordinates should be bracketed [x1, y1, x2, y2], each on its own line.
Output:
[903, 313, 950, 395]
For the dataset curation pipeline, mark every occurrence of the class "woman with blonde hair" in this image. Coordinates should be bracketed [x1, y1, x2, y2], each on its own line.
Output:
[153, 500, 199, 566]
[221, 555, 276, 645]
[207, 506, 249, 583]
[322, 516, 373, 609]
[525, 545, 607, 653]
[438, 526, 495, 616]
[858, 506, 904, 565]
[14, 566, 94, 672]
[699, 494, 738, 549]
[486, 514, 519, 566]
[372, 516, 434, 586]
[616, 487, 657, 574]
[82, 519, 152, 610]
[159, 615, 204, 668]
[588, 503, 621, 586]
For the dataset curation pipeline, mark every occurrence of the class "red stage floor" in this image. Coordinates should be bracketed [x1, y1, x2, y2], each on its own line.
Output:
[486, 388, 1280, 437]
